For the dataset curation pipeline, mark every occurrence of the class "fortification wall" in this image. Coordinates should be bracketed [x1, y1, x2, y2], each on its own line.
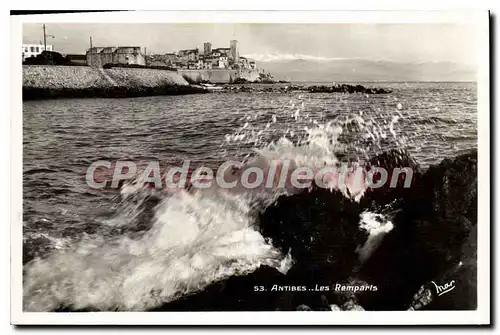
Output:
[177, 69, 262, 83]
[22, 65, 204, 100]
[23, 65, 189, 89]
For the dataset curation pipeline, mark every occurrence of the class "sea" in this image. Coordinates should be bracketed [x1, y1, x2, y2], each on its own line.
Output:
[22, 82, 477, 311]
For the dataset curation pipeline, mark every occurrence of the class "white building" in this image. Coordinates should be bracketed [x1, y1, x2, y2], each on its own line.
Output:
[218, 56, 228, 69]
[22, 44, 53, 61]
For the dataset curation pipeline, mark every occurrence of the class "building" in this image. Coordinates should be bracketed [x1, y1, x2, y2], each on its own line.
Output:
[230, 40, 239, 64]
[212, 48, 230, 57]
[165, 41, 254, 71]
[218, 56, 229, 69]
[202, 60, 213, 69]
[86, 46, 145, 67]
[238, 56, 249, 69]
[204, 56, 219, 68]
[22, 44, 53, 61]
[147, 53, 177, 67]
[203, 42, 212, 55]
[194, 60, 204, 69]
[177, 49, 199, 63]
[186, 60, 205, 69]
[237, 57, 257, 70]
[164, 53, 177, 65]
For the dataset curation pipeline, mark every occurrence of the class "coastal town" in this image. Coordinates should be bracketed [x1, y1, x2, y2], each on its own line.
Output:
[22, 28, 392, 97]
[23, 38, 257, 71]
[147, 41, 258, 70]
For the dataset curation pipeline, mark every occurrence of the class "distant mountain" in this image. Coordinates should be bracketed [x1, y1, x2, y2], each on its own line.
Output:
[247, 57, 476, 82]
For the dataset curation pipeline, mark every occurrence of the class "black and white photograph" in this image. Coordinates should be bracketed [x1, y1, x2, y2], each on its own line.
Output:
[10, 10, 490, 325]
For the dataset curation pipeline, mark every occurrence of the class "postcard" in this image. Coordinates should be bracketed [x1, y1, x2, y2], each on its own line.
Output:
[11, 10, 490, 325]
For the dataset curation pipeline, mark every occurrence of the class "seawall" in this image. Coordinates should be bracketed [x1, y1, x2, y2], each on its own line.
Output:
[23, 65, 206, 100]
[177, 69, 262, 84]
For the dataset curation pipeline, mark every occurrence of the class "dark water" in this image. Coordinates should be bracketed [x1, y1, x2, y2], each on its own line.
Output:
[22, 82, 477, 311]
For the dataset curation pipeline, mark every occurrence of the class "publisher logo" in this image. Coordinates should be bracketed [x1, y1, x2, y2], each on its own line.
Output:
[431, 280, 456, 296]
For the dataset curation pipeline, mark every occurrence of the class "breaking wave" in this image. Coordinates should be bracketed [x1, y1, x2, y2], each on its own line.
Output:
[24, 191, 291, 311]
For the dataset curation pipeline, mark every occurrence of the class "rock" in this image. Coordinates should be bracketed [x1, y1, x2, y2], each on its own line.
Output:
[359, 148, 422, 210]
[258, 187, 363, 272]
[330, 304, 342, 311]
[232, 77, 250, 84]
[421, 222, 477, 310]
[150, 265, 286, 311]
[296, 304, 313, 311]
[357, 150, 477, 310]
[343, 300, 365, 311]
[258, 186, 367, 311]
[259, 149, 477, 311]
[218, 83, 391, 94]
[407, 285, 433, 310]
[307, 84, 391, 94]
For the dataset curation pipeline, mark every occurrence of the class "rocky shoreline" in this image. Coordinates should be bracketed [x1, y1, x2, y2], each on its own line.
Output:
[220, 83, 392, 94]
[23, 65, 393, 100]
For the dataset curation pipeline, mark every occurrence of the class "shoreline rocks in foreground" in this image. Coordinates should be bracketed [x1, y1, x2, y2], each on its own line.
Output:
[150, 149, 476, 312]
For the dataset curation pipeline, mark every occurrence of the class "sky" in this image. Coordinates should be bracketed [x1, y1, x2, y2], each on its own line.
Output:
[23, 23, 477, 66]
